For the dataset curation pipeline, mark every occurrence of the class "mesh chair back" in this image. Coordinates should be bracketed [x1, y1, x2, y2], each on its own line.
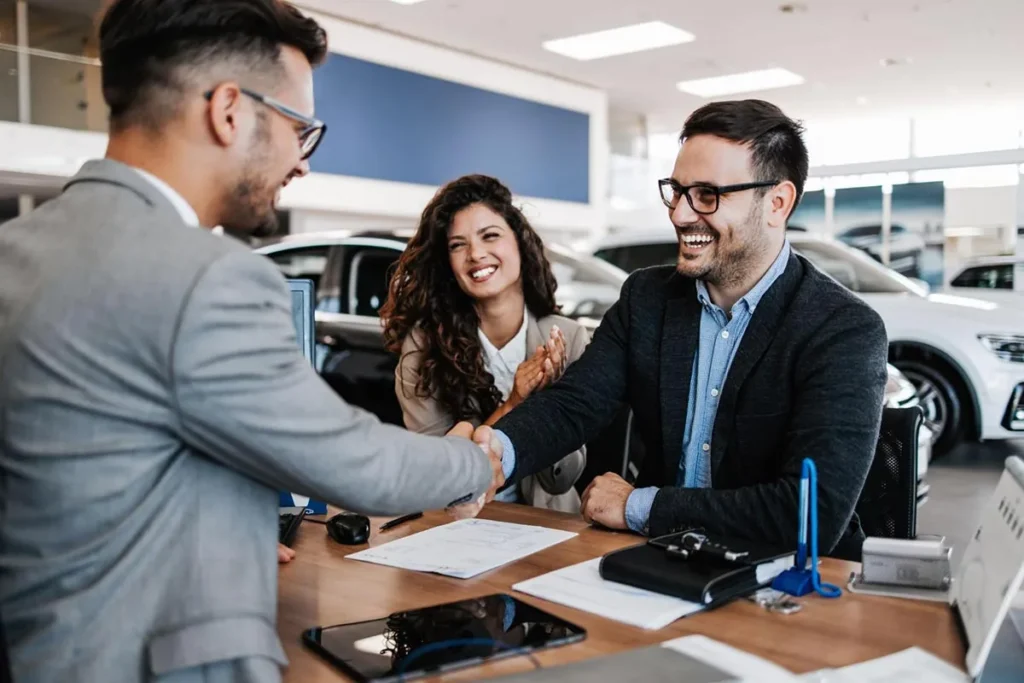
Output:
[855, 406, 923, 541]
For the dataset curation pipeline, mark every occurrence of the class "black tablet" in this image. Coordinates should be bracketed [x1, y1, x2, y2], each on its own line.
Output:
[302, 593, 586, 682]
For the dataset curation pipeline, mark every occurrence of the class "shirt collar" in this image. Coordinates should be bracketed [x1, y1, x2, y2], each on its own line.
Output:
[695, 240, 792, 314]
[478, 307, 529, 366]
[132, 168, 201, 228]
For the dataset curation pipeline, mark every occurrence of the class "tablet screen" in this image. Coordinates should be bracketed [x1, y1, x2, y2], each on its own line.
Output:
[304, 594, 586, 682]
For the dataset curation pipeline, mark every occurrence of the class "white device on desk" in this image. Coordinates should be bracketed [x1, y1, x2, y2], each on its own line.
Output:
[950, 455, 1024, 682]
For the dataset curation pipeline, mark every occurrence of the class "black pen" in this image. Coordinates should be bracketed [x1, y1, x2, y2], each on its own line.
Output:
[379, 512, 423, 532]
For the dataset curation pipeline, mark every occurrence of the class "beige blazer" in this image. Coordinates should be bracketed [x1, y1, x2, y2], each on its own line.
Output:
[396, 312, 591, 512]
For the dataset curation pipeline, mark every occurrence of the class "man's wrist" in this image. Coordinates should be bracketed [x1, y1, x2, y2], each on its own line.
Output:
[625, 487, 658, 534]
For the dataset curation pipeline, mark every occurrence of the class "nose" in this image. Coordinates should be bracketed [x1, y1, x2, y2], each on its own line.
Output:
[468, 239, 487, 263]
[295, 159, 311, 178]
[670, 194, 699, 226]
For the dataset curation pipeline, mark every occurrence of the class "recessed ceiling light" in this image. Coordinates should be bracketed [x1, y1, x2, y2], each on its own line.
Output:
[389, 0, 428, 4]
[676, 68, 805, 97]
[542, 21, 694, 61]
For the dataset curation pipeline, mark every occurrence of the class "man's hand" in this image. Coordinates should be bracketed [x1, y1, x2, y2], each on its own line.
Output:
[446, 421, 475, 440]
[473, 425, 505, 503]
[580, 473, 633, 530]
[278, 543, 295, 564]
[444, 424, 505, 520]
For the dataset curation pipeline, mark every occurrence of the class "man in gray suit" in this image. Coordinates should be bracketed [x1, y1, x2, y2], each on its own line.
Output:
[0, 1, 503, 682]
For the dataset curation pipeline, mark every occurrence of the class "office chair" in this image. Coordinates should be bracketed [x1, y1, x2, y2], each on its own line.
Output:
[854, 406, 924, 544]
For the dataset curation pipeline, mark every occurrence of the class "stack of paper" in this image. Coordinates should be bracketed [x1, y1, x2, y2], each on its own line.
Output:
[512, 558, 704, 630]
[345, 518, 576, 579]
[801, 648, 969, 682]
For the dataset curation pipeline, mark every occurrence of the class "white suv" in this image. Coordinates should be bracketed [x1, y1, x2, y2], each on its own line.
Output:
[589, 229, 1024, 458]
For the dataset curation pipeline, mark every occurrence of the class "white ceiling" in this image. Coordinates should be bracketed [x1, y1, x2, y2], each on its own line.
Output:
[299, 0, 1024, 132]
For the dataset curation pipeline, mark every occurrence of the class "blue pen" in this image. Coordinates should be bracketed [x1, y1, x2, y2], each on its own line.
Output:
[796, 461, 809, 570]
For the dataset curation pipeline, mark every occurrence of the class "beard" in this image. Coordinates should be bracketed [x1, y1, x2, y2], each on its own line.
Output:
[676, 201, 768, 288]
[222, 171, 280, 238]
[219, 115, 283, 239]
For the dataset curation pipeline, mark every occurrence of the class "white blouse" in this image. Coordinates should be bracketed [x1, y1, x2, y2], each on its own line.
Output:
[477, 308, 529, 401]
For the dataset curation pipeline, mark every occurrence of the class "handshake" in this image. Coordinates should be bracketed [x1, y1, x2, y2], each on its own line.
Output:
[445, 421, 506, 519]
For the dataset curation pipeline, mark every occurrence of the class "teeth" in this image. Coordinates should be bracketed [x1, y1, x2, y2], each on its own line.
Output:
[682, 234, 715, 246]
[471, 266, 497, 280]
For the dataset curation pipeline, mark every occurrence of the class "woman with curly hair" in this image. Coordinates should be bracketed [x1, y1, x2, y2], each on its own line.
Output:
[381, 174, 589, 512]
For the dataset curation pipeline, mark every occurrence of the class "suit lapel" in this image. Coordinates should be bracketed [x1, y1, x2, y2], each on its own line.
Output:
[525, 312, 544, 354]
[660, 275, 701, 483]
[711, 254, 804, 476]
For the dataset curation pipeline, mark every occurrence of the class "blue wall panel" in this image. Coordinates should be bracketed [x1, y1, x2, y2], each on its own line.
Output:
[310, 54, 591, 204]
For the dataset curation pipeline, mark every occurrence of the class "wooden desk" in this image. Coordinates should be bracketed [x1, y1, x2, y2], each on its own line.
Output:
[278, 504, 964, 681]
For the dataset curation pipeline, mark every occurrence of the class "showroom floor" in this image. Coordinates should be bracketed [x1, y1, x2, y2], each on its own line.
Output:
[917, 438, 1024, 568]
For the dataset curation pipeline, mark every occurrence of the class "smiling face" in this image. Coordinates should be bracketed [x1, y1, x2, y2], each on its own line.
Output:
[447, 203, 523, 303]
[668, 134, 777, 288]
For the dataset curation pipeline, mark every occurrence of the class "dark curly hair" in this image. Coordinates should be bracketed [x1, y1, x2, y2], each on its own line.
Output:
[381, 175, 558, 422]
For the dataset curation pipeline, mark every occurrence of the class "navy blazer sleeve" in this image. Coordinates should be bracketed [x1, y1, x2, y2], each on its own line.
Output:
[494, 273, 637, 482]
[648, 303, 889, 552]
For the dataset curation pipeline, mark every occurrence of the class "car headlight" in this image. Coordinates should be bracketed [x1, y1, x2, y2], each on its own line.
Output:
[978, 334, 1024, 363]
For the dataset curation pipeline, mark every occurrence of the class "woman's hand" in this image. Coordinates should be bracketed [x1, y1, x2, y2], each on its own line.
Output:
[510, 326, 568, 403]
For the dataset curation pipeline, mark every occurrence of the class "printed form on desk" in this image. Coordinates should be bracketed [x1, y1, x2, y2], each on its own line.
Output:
[512, 558, 704, 630]
[345, 519, 576, 579]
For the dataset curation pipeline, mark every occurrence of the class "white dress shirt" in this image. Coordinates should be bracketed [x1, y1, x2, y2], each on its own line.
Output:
[477, 307, 529, 402]
[133, 168, 200, 227]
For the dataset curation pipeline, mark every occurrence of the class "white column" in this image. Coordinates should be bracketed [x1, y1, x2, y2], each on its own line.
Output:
[881, 182, 893, 266]
[824, 186, 836, 237]
[16, 0, 30, 124]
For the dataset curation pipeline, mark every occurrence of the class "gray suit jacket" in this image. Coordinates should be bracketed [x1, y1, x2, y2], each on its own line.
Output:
[396, 313, 589, 512]
[0, 160, 493, 683]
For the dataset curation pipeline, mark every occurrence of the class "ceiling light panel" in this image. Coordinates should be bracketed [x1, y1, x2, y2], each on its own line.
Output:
[677, 68, 805, 98]
[389, 0, 429, 5]
[543, 21, 694, 61]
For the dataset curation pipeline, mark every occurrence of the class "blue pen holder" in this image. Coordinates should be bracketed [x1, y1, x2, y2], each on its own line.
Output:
[771, 458, 842, 599]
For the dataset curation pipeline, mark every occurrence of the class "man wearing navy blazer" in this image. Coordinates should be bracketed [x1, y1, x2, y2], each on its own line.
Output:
[492, 100, 889, 560]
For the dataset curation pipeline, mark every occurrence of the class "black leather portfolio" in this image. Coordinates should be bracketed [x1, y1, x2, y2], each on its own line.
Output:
[598, 530, 795, 607]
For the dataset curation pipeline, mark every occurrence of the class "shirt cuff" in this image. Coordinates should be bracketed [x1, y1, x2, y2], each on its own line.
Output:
[494, 429, 516, 481]
[625, 487, 659, 534]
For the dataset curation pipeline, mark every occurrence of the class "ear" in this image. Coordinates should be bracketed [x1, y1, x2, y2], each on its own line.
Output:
[205, 83, 246, 149]
[766, 180, 798, 229]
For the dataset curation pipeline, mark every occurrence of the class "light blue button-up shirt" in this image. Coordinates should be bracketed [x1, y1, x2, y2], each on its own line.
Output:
[624, 241, 792, 532]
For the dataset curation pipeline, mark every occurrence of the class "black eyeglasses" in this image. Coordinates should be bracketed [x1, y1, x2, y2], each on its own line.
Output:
[657, 178, 779, 215]
[203, 87, 326, 160]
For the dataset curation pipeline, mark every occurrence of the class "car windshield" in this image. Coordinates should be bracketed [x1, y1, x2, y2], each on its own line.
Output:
[545, 244, 626, 319]
[791, 239, 921, 294]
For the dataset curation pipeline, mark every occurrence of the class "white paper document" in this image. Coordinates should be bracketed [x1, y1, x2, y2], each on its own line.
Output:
[346, 518, 576, 579]
[801, 647, 969, 683]
[662, 635, 799, 682]
[511, 558, 704, 630]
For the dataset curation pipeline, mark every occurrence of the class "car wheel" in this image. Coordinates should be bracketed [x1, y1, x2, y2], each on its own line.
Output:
[892, 360, 964, 459]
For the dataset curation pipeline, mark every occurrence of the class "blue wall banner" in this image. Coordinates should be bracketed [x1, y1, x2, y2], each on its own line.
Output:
[311, 54, 591, 204]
